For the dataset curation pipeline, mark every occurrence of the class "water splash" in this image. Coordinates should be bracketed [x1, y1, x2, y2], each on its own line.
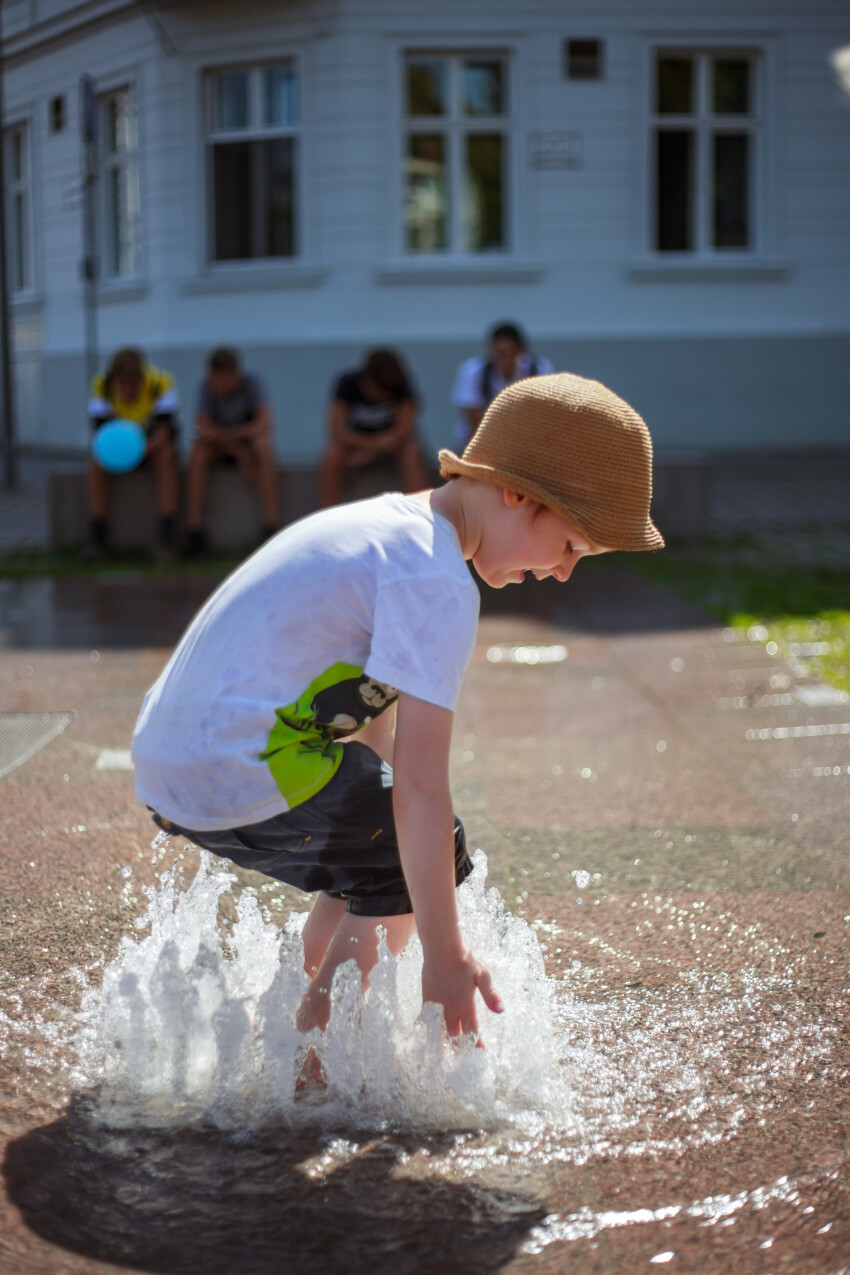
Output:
[521, 1166, 844, 1251]
[1, 843, 844, 1167]
[71, 848, 565, 1133]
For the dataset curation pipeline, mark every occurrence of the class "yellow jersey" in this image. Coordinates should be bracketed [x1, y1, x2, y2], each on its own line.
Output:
[88, 364, 179, 429]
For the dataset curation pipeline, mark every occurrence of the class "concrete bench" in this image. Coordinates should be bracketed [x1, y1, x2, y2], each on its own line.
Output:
[652, 452, 714, 543]
[48, 458, 417, 552]
[48, 453, 712, 551]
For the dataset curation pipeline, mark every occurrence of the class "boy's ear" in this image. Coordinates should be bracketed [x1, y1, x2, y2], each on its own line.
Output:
[502, 488, 527, 509]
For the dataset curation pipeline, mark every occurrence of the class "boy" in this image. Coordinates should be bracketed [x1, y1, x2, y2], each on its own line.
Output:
[451, 322, 554, 451]
[85, 347, 180, 562]
[132, 373, 663, 1042]
[319, 348, 429, 508]
[185, 347, 279, 556]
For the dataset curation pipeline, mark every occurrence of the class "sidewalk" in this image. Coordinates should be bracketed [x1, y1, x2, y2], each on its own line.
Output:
[0, 554, 847, 1273]
[0, 454, 51, 550]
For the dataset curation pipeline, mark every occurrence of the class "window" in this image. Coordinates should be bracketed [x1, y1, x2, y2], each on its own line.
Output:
[565, 39, 604, 81]
[49, 95, 66, 134]
[651, 50, 758, 254]
[99, 88, 141, 278]
[3, 124, 33, 293]
[403, 52, 511, 255]
[205, 63, 299, 262]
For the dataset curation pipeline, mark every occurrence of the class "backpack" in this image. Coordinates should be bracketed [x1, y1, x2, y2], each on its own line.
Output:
[479, 356, 539, 406]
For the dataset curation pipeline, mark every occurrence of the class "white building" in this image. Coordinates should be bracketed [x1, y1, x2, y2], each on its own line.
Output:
[3, 0, 850, 464]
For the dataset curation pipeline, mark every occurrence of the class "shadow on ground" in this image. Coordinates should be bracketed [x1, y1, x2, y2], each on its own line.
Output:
[3, 1098, 544, 1275]
[0, 562, 710, 651]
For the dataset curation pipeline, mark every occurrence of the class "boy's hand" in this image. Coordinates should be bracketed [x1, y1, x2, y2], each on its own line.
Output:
[422, 945, 503, 1038]
[393, 693, 504, 1038]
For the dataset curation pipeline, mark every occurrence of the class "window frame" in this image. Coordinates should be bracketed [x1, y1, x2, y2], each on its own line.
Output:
[97, 85, 142, 283]
[3, 119, 35, 296]
[644, 42, 766, 262]
[399, 47, 518, 261]
[203, 58, 303, 267]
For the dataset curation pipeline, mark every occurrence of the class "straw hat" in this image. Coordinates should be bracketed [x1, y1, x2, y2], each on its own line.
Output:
[439, 372, 664, 552]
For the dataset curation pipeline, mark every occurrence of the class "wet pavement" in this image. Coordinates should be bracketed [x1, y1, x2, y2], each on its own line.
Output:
[0, 565, 848, 1274]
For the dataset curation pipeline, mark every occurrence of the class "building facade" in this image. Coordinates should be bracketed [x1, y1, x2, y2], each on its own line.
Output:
[3, 0, 850, 462]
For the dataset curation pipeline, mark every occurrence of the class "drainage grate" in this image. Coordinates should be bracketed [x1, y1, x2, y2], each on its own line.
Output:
[0, 712, 73, 780]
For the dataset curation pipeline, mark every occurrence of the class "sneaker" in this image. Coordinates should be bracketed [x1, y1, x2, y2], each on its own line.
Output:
[184, 529, 208, 559]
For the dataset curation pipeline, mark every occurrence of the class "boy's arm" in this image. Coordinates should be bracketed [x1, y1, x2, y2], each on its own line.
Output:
[393, 691, 503, 1036]
[196, 410, 228, 443]
[231, 404, 272, 440]
[375, 398, 416, 453]
[328, 399, 379, 458]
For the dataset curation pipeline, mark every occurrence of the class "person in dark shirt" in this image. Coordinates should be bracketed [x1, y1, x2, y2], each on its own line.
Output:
[319, 349, 429, 507]
[185, 346, 279, 555]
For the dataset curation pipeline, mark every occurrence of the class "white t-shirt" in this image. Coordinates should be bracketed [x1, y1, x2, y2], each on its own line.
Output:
[132, 494, 480, 831]
[451, 352, 555, 450]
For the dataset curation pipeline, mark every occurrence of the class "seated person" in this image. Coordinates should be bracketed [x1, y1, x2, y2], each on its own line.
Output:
[451, 322, 554, 451]
[319, 348, 429, 508]
[85, 346, 180, 562]
[185, 347, 279, 556]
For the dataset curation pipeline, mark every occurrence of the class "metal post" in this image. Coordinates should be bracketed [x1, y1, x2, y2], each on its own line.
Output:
[80, 75, 99, 394]
[0, 13, 18, 490]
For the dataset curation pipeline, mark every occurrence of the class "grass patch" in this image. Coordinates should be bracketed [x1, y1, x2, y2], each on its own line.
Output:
[632, 544, 849, 620]
[632, 538, 850, 692]
[732, 613, 850, 696]
[0, 546, 245, 578]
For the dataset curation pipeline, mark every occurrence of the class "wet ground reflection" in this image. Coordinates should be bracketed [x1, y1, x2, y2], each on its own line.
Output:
[0, 576, 222, 650]
[0, 563, 710, 652]
[4, 1101, 544, 1275]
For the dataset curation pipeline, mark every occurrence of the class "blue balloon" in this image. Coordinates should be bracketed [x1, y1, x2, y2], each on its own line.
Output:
[92, 419, 147, 474]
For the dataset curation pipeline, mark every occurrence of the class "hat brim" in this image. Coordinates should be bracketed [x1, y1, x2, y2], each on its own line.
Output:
[438, 449, 666, 553]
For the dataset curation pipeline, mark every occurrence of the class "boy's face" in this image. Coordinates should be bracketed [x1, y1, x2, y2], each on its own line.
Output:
[473, 490, 610, 589]
[359, 374, 395, 403]
[116, 374, 142, 403]
[209, 369, 242, 398]
[491, 338, 522, 379]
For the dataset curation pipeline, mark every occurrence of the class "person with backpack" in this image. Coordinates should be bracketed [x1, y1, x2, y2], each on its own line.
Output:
[451, 322, 554, 450]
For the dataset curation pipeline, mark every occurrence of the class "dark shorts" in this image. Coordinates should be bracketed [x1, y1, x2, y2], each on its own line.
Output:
[151, 741, 472, 917]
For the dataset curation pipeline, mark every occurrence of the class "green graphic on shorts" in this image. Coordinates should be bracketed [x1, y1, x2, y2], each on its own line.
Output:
[261, 662, 397, 807]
